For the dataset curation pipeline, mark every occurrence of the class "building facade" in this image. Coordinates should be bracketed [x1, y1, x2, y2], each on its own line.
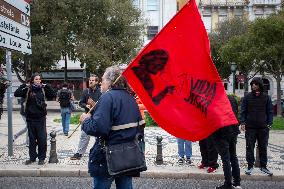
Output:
[133, 0, 177, 45]
[177, 0, 283, 99]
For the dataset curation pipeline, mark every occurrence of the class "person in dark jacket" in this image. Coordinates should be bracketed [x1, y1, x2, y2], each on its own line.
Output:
[70, 75, 101, 160]
[0, 74, 9, 119]
[14, 73, 56, 165]
[198, 135, 219, 173]
[240, 77, 273, 176]
[57, 82, 74, 136]
[212, 95, 241, 189]
[80, 66, 145, 189]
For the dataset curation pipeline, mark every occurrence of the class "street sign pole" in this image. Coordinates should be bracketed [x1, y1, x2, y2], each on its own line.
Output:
[6, 50, 13, 156]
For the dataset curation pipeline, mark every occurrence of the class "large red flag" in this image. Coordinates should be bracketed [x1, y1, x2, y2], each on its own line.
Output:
[122, 0, 238, 141]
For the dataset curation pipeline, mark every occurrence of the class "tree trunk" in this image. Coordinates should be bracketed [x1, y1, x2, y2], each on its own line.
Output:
[64, 54, 68, 82]
[276, 76, 282, 117]
[243, 73, 249, 96]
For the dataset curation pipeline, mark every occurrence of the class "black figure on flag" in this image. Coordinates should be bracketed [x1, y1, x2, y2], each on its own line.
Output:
[131, 49, 175, 105]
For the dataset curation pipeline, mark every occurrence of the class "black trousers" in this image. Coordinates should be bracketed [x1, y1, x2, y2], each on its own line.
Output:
[27, 117, 47, 161]
[212, 135, 241, 186]
[199, 136, 219, 168]
[245, 128, 269, 168]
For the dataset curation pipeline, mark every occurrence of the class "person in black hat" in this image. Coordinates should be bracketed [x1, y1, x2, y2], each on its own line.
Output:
[240, 77, 273, 176]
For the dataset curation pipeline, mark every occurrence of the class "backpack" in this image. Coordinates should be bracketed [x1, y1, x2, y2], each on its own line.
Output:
[59, 89, 71, 107]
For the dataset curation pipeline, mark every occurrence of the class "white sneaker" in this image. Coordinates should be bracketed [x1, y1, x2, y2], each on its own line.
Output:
[233, 186, 242, 189]
[245, 167, 253, 175]
[260, 167, 273, 176]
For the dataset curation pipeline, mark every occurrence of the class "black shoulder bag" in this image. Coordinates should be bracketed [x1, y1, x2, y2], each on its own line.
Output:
[105, 126, 147, 176]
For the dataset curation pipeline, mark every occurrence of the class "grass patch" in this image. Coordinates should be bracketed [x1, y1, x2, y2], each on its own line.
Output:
[53, 113, 81, 125]
[53, 118, 61, 123]
[70, 114, 80, 125]
[144, 111, 158, 127]
[272, 116, 284, 130]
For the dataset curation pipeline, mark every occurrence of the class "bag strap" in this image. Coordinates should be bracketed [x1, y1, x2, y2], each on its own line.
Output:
[111, 120, 145, 131]
[23, 87, 30, 113]
[42, 88, 47, 101]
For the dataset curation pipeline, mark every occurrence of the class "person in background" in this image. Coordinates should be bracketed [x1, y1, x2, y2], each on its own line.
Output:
[198, 136, 219, 173]
[14, 73, 56, 165]
[212, 95, 241, 189]
[70, 75, 101, 160]
[0, 69, 9, 119]
[177, 138, 192, 165]
[240, 77, 273, 176]
[57, 82, 74, 136]
[80, 65, 144, 189]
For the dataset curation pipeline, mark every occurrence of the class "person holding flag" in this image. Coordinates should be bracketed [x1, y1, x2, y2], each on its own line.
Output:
[80, 66, 145, 189]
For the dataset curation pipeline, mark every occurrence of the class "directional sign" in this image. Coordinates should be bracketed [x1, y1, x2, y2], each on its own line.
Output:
[0, 0, 31, 54]
[4, 0, 30, 16]
[0, 15, 31, 42]
[0, 0, 30, 27]
[0, 30, 31, 54]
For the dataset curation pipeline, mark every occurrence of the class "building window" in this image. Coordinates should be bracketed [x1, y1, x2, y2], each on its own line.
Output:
[147, 26, 158, 40]
[255, 14, 264, 19]
[147, 0, 158, 11]
[132, 0, 139, 8]
[202, 15, 211, 33]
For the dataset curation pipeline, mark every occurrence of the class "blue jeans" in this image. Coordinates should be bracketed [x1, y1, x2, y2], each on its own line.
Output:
[93, 175, 133, 189]
[177, 138, 192, 159]
[61, 108, 71, 134]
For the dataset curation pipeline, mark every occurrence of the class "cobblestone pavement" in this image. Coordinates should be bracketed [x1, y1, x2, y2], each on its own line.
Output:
[0, 111, 284, 173]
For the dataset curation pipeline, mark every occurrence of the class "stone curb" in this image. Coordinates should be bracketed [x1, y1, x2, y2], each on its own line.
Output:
[0, 169, 283, 182]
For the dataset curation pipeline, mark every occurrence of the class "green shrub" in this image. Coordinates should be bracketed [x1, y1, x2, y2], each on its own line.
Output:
[70, 114, 80, 125]
[53, 113, 81, 125]
[272, 117, 284, 130]
[144, 111, 158, 127]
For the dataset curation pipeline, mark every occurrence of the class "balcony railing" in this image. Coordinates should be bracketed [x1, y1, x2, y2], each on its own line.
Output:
[199, 0, 247, 6]
[251, 0, 281, 5]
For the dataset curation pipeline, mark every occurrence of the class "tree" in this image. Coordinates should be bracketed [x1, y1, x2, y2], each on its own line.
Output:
[219, 33, 258, 95]
[0, 0, 145, 82]
[249, 11, 284, 117]
[209, 17, 249, 79]
[73, 0, 144, 76]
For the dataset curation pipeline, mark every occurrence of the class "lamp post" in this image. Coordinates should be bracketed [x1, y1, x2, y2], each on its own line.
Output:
[230, 62, 237, 94]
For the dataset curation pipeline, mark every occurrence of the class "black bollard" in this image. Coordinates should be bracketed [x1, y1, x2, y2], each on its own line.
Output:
[49, 131, 59, 163]
[155, 136, 163, 165]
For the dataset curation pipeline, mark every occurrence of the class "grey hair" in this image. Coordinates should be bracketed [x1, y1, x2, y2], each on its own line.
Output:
[104, 66, 127, 89]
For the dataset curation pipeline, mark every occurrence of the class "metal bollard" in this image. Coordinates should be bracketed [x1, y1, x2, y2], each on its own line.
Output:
[155, 136, 163, 165]
[49, 131, 59, 163]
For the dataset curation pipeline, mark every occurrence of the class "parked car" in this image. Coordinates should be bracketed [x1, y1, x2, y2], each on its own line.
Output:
[272, 99, 284, 115]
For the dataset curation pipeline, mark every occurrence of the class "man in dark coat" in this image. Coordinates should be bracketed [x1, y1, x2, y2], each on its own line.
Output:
[70, 75, 101, 160]
[240, 77, 273, 176]
[80, 66, 145, 189]
[212, 95, 241, 189]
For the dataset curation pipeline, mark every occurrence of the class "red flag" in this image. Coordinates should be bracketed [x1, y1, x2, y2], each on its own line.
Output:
[122, 0, 238, 141]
